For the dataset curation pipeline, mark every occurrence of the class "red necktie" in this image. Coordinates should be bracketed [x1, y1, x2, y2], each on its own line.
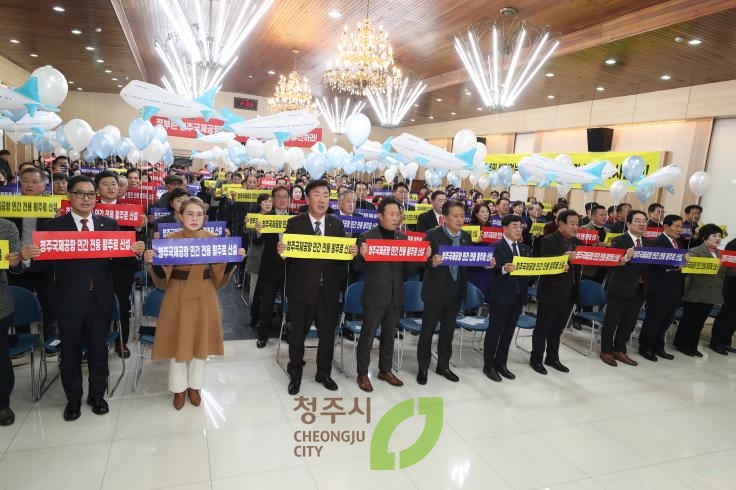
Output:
[672, 239, 678, 249]
[438, 215, 445, 227]
[80, 218, 90, 231]
[635, 238, 641, 247]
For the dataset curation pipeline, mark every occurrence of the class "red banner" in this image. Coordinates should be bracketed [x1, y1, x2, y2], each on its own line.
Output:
[721, 250, 736, 268]
[571, 246, 626, 266]
[363, 239, 429, 262]
[480, 227, 504, 243]
[576, 229, 601, 245]
[404, 231, 426, 242]
[124, 188, 159, 201]
[288, 200, 306, 214]
[643, 227, 661, 240]
[32, 231, 137, 260]
[59, 202, 144, 227]
[260, 177, 277, 188]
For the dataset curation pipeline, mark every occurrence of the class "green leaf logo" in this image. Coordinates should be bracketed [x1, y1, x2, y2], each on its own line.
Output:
[370, 397, 443, 470]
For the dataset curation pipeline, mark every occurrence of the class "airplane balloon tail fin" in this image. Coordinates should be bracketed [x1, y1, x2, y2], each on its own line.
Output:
[456, 147, 477, 168]
[141, 106, 159, 120]
[171, 118, 187, 130]
[194, 86, 219, 109]
[664, 184, 676, 195]
[582, 183, 597, 193]
[195, 130, 205, 140]
[582, 160, 607, 178]
[414, 156, 429, 166]
[14, 77, 41, 102]
[220, 107, 244, 126]
[24, 104, 39, 117]
[382, 137, 394, 151]
[274, 131, 291, 147]
[201, 109, 216, 122]
[31, 127, 44, 137]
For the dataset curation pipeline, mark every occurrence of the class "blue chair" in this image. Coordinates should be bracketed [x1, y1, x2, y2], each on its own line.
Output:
[9, 287, 43, 400]
[566, 280, 607, 356]
[133, 288, 164, 391]
[396, 281, 433, 370]
[337, 282, 384, 375]
[456, 283, 488, 367]
[513, 313, 538, 353]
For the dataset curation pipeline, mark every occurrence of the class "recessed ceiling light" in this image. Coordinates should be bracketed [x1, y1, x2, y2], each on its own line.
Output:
[410, 118, 415, 122]
[450, 112, 456, 116]
[413, 103, 419, 107]
[104, 69, 112, 73]
[30, 53, 38, 58]
[85, 46, 94, 51]
[117, 84, 123, 88]
[95, 27, 102, 33]
[660, 75, 671, 80]
[476, 107, 482, 111]
[596, 86, 605, 91]
[545, 72, 554, 77]
[436, 98, 443, 102]
[9, 39, 19, 44]
[76, 87, 82, 91]
[605, 58, 616, 65]
[688, 39, 702, 45]
[328, 9, 341, 18]
[547, 95, 555, 99]
[52, 6, 65, 12]
[248, 75, 253, 78]
[267, 69, 275, 75]
[96, 59, 104, 63]
[68, 81, 74, 84]
[111, 77, 118, 81]
[464, 91, 472, 96]
[428, 116, 434, 119]
[71, 29, 82, 35]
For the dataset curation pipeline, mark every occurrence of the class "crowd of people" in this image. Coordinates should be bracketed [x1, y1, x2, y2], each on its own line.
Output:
[0, 151, 734, 427]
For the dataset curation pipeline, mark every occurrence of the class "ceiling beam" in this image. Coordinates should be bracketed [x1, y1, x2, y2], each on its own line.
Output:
[110, 0, 148, 82]
[423, 0, 735, 93]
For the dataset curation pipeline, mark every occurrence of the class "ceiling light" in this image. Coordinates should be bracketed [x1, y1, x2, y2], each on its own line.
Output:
[545, 72, 554, 77]
[52, 6, 65, 12]
[464, 91, 472, 95]
[476, 107, 482, 111]
[410, 118, 415, 122]
[605, 58, 616, 65]
[95, 27, 102, 33]
[450, 112, 456, 115]
[9, 39, 19, 44]
[248, 75, 253, 78]
[366, 75, 426, 127]
[85, 46, 94, 51]
[71, 29, 82, 35]
[316, 96, 365, 134]
[688, 39, 702, 45]
[117, 84, 123, 88]
[76, 87, 82, 91]
[30, 53, 38, 58]
[328, 9, 341, 18]
[269, 49, 315, 114]
[660, 75, 671, 80]
[413, 103, 419, 107]
[428, 116, 434, 119]
[596, 86, 605, 91]
[68, 81, 74, 84]
[547, 95, 554, 99]
[96, 59, 104, 63]
[111, 77, 118, 81]
[104, 69, 112, 73]
[267, 69, 276, 75]
[436, 98, 443, 102]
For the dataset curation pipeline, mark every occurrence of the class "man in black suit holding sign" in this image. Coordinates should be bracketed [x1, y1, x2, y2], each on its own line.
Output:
[277, 180, 357, 395]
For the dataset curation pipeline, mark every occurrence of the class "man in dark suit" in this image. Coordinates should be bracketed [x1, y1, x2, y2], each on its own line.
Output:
[354, 181, 374, 210]
[639, 214, 685, 361]
[647, 203, 664, 231]
[681, 204, 703, 249]
[418, 200, 486, 385]
[277, 180, 357, 395]
[484, 214, 531, 382]
[600, 210, 648, 367]
[32, 175, 145, 421]
[710, 236, 736, 354]
[608, 203, 632, 233]
[415, 190, 446, 233]
[489, 197, 511, 227]
[530, 210, 581, 375]
[392, 182, 414, 211]
[353, 197, 423, 392]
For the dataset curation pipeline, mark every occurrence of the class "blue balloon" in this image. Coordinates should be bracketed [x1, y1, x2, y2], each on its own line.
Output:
[153, 125, 168, 144]
[304, 152, 328, 178]
[636, 186, 654, 203]
[84, 151, 97, 164]
[622, 155, 646, 183]
[488, 171, 499, 187]
[115, 138, 133, 158]
[129, 118, 154, 150]
[37, 137, 55, 153]
[498, 165, 513, 188]
[326, 146, 349, 169]
[56, 125, 71, 149]
[229, 144, 247, 165]
[90, 131, 115, 159]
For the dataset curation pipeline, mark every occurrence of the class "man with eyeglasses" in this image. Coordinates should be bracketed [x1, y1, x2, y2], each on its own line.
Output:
[600, 210, 649, 367]
[30, 175, 145, 421]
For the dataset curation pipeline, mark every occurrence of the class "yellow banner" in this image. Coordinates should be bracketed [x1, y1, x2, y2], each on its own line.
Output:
[604, 233, 623, 245]
[530, 222, 545, 235]
[415, 203, 432, 212]
[234, 189, 272, 202]
[541, 202, 552, 211]
[511, 255, 568, 276]
[245, 213, 290, 233]
[204, 180, 216, 188]
[682, 257, 720, 275]
[484, 151, 664, 190]
[108, 168, 126, 174]
[402, 210, 422, 225]
[0, 195, 64, 218]
[330, 189, 338, 200]
[462, 225, 481, 243]
[281, 234, 356, 260]
[0, 240, 8, 269]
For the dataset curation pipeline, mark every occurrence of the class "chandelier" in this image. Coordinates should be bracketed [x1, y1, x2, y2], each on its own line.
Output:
[323, 0, 402, 95]
[315, 96, 366, 134]
[454, 14, 559, 112]
[269, 49, 316, 113]
[366, 74, 425, 127]
[156, 0, 273, 98]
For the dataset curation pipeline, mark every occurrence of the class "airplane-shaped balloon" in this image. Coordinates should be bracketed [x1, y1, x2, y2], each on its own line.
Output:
[0, 111, 61, 135]
[389, 133, 477, 171]
[581, 159, 617, 180]
[220, 108, 319, 147]
[191, 145, 227, 161]
[518, 154, 608, 192]
[119, 80, 219, 128]
[0, 77, 59, 117]
[353, 139, 391, 161]
[195, 130, 236, 145]
[634, 164, 682, 195]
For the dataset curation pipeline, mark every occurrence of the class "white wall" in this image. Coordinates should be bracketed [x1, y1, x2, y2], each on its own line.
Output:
[701, 118, 736, 238]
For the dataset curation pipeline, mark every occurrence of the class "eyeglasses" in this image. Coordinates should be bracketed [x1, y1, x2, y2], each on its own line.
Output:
[183, 212, 205, 219]
[631, 219, 648, 224]
[70, 191, 96, 200]
[274, 194, 290, 199]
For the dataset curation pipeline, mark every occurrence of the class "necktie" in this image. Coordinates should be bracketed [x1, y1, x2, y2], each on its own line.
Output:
[635, 238, 641, 247]
[512, 242, 519, 256]
[438, 215, 445, 227]
[449, 232, 460, 281]
[80, 218, 90, 231]
[80, 219, 94, 290]
[314, 221, 322, 236]
[672, 238, 678, 249]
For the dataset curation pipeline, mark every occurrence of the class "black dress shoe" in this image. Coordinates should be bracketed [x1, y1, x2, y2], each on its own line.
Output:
[0, 407, 15, 426]
[483, 367, 502, 382]
[315, 375, 339, 391]
[435, 367, 459, 382]
[678, 349, 696, 357]
[545, 359, 570, 373]
[497, 366, 515, 380]
[710, 344, 729, 356]
[417, 370, 428, 385]
[529, 361, 547, 375]
[288, 371, 302, 395]
[694, 350, 703, 357]
[655, 350, 674, 360]
[256, 337, 268, 348]
[63, 400, 81, 421]
[638, 350, 658, 362]
[87, 397, 109, 415]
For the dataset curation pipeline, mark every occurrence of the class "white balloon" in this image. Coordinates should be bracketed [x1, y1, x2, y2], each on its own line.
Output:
[263, 140, 285, 165]
[384, 166, 397, 184]
[688, 171, 711, 197]
[63, 119, 94, 151]
[478, 175, 489, 191]
[141, 140, 165, 163]
[245, 138, 264, 158]
[54, 146, 67, 156]
[453, 129, 476, 154]
[31, 66, 68, 107]
[469, 174, 478, 186]
[344, 112, 371, 147]
[512, 171, 523, 186]
[473, 142, 488, 166]
[285, 147, 305, 168]
[555, 153, 573, 167]
[5, 132, 25, 143]
[609, 180, 629, 202]
[126, 149, 140, 164]
[557, 183, 571, 197]
[101, 125, 121, 145]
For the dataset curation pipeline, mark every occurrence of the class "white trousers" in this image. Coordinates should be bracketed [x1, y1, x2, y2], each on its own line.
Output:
[168, 358, 206, 393]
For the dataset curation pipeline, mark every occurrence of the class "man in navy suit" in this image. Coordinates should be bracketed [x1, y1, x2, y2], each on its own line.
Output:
[32, 175, 145, 421]
[639, 214, 685, 361]
[415, 190, 446, 232]
[484, 214, 531, 382]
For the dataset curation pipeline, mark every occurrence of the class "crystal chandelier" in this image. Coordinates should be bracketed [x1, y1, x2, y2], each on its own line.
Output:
[315, 96, 366, 134]
[323, 0, 402, 95]
[454, 16, 559, 112]
[269, 49, 316, 113]
[156, 0, 273, 98]
[366, 74, 425, 127]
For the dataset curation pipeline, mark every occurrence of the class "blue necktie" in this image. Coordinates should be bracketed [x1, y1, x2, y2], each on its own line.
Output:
[450, 232, 460, 280]
[314, 221, 322, 236]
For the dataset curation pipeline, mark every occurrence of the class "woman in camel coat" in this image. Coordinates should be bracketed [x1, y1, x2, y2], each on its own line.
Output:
[145, 197, 244, 410]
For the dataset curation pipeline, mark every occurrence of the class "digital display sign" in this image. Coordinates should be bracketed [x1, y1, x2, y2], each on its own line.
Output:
[234, 97, 258, 111]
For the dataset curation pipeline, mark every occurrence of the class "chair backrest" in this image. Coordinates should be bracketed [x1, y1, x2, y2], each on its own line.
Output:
[402, 280, 424, 313]
[142, 288, 165, 317]
[578, 280, 607, 308]
[112, 295, 121, 322]
[344, 281, 364, 315]
[461, 283, 485, 312]
[9, 286, 42, 326]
